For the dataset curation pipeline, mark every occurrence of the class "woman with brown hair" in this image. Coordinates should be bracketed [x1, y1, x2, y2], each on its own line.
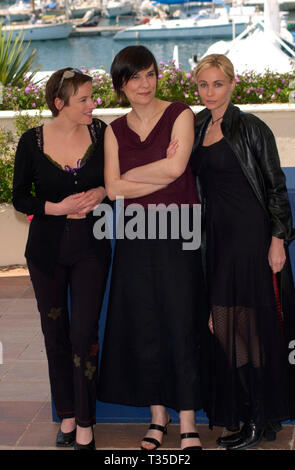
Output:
[190, 54, 295, 450]
[13, 68, 111, 450]
[98, 45, 205, 451]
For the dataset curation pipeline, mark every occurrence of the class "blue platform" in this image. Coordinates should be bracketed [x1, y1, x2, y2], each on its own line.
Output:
[52, 167, 295, 424]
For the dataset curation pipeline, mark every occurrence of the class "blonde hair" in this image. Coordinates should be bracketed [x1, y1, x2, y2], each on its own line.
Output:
[195, 54, 235, 82]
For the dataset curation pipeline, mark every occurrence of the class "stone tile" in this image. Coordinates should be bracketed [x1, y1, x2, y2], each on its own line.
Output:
[0, 381, 50, 401]
[33, 401, 53, 423]
[0, 341, 31, 361]
[0, 360, 14, 380]
[17, 422, 60, 447]
[21, 288, 35, 299]
[0, 299, 13, 316]
[0, 277, 31, 299]
[18, 334, 46, 361]
[3, 360, 49, 382]
[2, 298, 38, 316]
[0, 422, 28, 446]
[0, 401, 44, 422]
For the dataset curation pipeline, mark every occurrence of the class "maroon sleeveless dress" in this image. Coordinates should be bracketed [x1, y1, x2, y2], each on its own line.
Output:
[98, 102, 205, 411]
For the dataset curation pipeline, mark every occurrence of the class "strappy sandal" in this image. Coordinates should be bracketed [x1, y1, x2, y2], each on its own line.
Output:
[181, 432, 203, 450]
[141, 420, 171, 450]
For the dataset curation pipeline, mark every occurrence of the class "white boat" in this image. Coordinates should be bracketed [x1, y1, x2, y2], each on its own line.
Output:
[245, 0, 295, 11]
[69, 1, 101, 19]
[114, 8, 254, 40]
[102, 0, 133, 18]
[194, 0, 295, 73]
[0, 0, 32, 21]
[2, 20, 73, 40]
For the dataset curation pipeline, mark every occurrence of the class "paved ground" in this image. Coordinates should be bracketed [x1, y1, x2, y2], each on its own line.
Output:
[0, 270, 294, 451]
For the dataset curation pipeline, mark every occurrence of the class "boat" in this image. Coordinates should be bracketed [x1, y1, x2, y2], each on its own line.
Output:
[101, 0, 133, 18]
[192, 0, 295, 73]
[68, 1, 101, 19]
[2, 20, 73, 40]
[113, 7, 256, 40]
[244, 0, 295, 12]
[0, 0, 32, 22]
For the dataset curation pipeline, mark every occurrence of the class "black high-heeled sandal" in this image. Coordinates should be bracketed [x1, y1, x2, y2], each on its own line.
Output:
[181, 432, 203, 450]
[141, 420, 171, 450]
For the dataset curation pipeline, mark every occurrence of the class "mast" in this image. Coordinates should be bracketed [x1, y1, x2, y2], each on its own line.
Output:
[264, 0, 280, 36]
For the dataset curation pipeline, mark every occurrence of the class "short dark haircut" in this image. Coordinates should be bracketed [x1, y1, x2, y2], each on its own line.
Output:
[111, 46, 158, 98]
[45, 67, 92, 117]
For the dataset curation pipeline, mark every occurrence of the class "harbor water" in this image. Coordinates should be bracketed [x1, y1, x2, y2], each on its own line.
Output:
[24, 29, 295, 72]
[1, 9, 295, 72]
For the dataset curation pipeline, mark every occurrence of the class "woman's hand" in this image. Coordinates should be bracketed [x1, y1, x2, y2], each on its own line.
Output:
[268, 236, 286, 273]
[121, 139, 178, 183]
[208, 313, 214, 334]
[166, 139, 179, 158]
[73, 187, 106, 217]
[45, 187, 106, 217]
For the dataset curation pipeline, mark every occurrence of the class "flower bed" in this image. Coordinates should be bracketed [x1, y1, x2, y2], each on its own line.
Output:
[1, 62, 295, 111]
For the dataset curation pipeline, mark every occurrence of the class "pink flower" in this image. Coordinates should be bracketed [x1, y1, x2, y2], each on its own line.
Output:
[32, 103, 36, 108]
[97, 97, 102, 105]
[186, 73, 191, 79]
[25, 87, 31, 94]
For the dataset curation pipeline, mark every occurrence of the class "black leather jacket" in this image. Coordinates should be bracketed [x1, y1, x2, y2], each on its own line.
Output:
[193, 102, 295, 242]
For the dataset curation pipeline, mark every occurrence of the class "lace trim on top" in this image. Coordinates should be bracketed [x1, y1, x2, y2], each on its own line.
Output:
[34, 119, 101, 172]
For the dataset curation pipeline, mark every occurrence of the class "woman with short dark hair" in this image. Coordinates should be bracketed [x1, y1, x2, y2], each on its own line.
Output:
[13, 67, 111, 450]
[98, 46, 205, 451]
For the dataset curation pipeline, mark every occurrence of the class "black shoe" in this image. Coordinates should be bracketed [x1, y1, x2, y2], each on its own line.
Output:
[181, 432, 203, 450]
[74, 427, 96, 450]
[263, 421, 282, 442]
[226, 422, 264, 450]
[56, 427, 76, 447]
[217, 423, 250, 448]
[141, 419, 171, 450]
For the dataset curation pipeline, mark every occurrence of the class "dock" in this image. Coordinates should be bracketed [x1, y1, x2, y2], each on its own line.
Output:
[70, 24, 126, 37]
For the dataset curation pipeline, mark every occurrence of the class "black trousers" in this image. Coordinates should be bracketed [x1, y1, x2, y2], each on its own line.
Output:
[28, 219, 109, 427]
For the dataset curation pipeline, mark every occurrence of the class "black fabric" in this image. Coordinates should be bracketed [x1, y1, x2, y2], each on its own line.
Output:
[27, 219, 110, 427]
[191, 137, 290, 431]
[13, 118, 111, 276]
[98, 209, 205, 411]
[192, 102, 295, 243]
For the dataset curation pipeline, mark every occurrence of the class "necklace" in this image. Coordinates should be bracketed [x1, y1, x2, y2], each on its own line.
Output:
[205, 115, 224, 134]
[211, 115, 224, 125]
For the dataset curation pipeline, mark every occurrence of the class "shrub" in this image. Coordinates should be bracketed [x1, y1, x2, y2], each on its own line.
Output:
[0, 62, 294, 111]
[0, 127, 15, 203]
[0, 113, 42, 203]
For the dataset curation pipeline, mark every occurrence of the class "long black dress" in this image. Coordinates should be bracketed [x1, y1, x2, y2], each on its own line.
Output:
[98, 102, 205, 411]
[190, 136, 289, 431]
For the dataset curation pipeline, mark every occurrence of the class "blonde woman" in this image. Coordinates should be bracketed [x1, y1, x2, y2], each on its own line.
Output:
[190, 54, 295, 450]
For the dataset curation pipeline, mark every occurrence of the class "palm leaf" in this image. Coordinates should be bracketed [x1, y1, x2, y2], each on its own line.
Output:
[0, 25, 39, 86]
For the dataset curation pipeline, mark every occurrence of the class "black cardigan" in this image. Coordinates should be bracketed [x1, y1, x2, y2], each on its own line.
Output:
[13, 118, 111, 277]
